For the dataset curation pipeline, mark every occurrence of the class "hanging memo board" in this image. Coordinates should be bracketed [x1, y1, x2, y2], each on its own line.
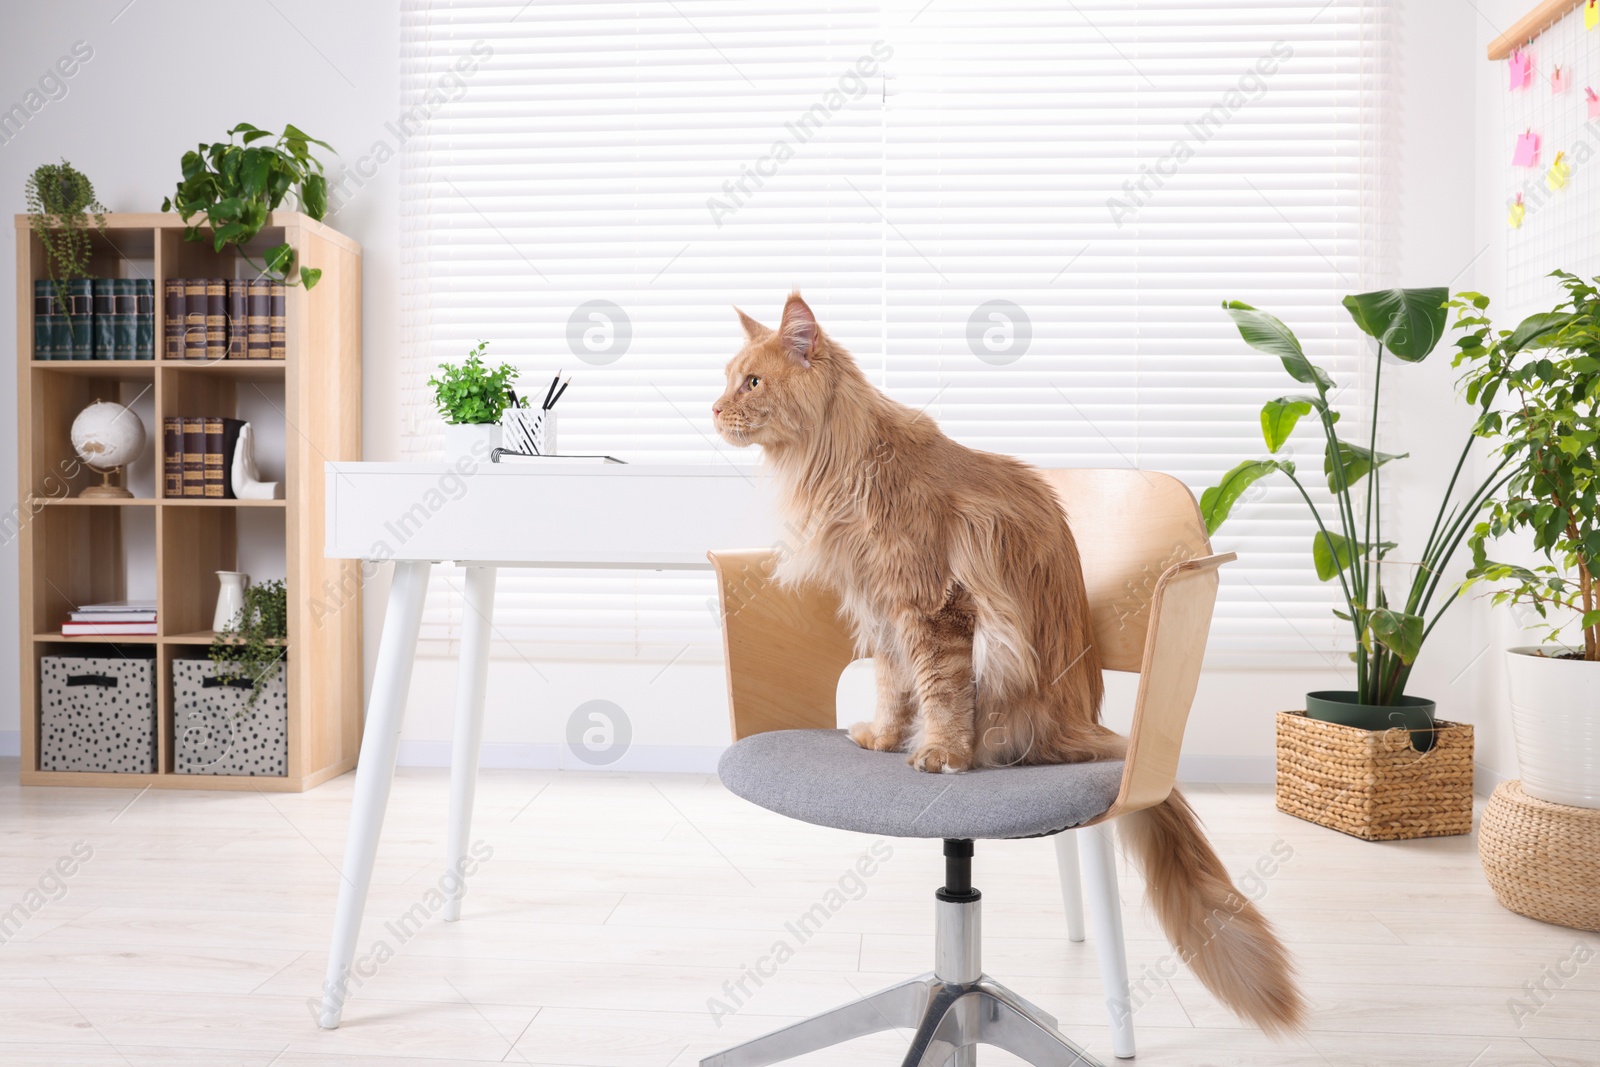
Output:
[1495, 0, 1600, 316]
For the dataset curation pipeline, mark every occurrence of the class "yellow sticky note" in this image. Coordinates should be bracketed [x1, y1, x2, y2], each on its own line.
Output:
[1588, 0, 1598, 30]
[1509, 198, 1526, 228]
[1548, 151, 1571, 190]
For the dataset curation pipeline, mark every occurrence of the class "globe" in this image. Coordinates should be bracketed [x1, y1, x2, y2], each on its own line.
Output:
[70, 401, 146, 498]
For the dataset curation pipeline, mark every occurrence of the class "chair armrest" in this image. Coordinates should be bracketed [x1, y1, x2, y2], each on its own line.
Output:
[1099, 552, 1235, 822]
[708, 549, 858, 740]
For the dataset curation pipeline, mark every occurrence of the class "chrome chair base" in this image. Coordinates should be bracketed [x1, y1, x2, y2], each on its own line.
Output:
[701, 841, 1106, 1067]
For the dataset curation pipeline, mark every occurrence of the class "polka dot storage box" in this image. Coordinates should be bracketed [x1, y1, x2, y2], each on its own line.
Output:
[173, 659, 288, 777]
[39, 655, 158, 773]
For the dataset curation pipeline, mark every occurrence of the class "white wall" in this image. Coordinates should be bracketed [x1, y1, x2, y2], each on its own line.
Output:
[2, 0, 1521, 785]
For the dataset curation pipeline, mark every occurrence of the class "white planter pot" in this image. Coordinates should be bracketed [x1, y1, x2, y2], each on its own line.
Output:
[1506, 646, 1600, 808]
[442, 423, 501, 462]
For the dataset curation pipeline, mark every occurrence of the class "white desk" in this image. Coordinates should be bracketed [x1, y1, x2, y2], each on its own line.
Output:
[317, 460, 779, 1028]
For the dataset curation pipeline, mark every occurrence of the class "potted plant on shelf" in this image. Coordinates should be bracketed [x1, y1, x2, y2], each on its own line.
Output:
[24, 160, 106, 347]
[1454, 272, 1600, 808]
[161, 123, 332, 289]
[209, 577, 289, 712]
[429, 340, 519, 460]
[1202, 288, 1510, 751]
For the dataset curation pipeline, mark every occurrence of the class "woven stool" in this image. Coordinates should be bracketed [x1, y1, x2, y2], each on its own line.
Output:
[1480, 781, 1600, 932]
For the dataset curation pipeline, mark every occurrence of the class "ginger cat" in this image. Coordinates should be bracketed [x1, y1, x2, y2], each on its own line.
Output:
[712, 293, 1305, 1035]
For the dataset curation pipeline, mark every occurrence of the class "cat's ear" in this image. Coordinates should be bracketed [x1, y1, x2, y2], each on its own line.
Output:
[734, 307, 769, 341]
[779, 292, 818, 367]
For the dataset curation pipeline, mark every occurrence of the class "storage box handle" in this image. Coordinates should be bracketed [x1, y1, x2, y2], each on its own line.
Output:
[66, 674, 119, 688]
[202, 677, 257, 690]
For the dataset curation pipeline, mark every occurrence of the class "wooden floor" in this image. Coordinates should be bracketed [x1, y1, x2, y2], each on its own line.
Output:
[0, 758, 1595, 1067]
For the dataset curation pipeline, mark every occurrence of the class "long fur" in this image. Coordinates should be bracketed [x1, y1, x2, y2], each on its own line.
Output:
[712, 292, 1305, 1033]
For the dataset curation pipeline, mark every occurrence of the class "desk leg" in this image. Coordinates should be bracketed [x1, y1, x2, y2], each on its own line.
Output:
[443, 565, 497, 922]
[317, 559, 432, 1030]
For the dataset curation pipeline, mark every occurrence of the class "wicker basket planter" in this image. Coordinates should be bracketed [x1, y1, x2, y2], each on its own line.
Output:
[1480, 780, 1600, 931]
[1275, 710, 1474, 841]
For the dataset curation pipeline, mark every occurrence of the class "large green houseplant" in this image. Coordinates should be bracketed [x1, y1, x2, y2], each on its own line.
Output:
[1453, 273, 1600, 806]
[1202, 288, 1510, 748]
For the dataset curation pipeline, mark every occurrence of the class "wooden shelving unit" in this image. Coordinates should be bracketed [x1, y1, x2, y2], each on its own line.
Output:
[13, 211, 363, 791]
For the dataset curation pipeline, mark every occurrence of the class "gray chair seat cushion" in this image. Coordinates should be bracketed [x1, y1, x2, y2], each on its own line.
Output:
[718, 729, 1124, 840]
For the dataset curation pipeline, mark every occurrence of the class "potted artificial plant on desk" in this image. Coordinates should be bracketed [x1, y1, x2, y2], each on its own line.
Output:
[429, 340, 519, 461]
[1455, 273, 1600, 809]
[1202, 288, 1509, 753]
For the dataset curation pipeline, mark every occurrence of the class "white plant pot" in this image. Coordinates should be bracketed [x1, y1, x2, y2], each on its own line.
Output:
[442, 423, 501, 463]
[1506, 646, 1600, 808]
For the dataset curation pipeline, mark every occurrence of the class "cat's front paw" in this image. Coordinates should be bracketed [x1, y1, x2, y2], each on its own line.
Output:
[910, 743, 971, 774]
[849, 722, 902, 752]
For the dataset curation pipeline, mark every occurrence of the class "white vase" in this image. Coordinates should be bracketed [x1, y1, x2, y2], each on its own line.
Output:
[1506, 646, 1600, 808]
[214, 571, 250, 633]
[443, 423, 502, 462]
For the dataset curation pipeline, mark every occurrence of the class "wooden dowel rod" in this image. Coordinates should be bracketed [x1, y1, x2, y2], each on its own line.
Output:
[1487, 0, 1585, 61]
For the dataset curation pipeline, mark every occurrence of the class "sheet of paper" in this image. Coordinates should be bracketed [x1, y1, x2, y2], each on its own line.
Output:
[1513, 131, 1541, 167]
[1587, 0, 1598, 30]
[1510, 49, 1533, 89]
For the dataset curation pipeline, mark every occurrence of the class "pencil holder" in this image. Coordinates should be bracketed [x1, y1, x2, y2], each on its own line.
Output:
[500, 407, 557, 456]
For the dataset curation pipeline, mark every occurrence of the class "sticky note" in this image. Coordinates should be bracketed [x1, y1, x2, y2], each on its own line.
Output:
[1588, 87, 1600, 118]
[1588, 0, 1598, 30]
[1553, 66, 1572, 93]
[1548, 152, 1571, 190]
[1514, 131, 1541, 167]
[1509, 197, 1526, 229]
[1510, 49, 1533, 89]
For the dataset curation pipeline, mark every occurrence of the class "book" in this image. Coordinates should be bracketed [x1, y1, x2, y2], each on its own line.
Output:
[34, 280, 60, 360]
[163, 278, 185, 359]
[203, 416, 245, 498]
[61, 621, 158, 637]
[92, 278, 116, 359]
[205, 278, 227, 361]
[269, 280, 287, 359]
[113, 278, 138, 360]
[226, 280, 248, 359]
[133, 278, 155, 360]
[68, 609, 157, 623]
[64, 278, 94, 360]
[74, 599, 157, 613]
[184, 278, 208, 360]
[182, 416, 207, 497]
[162, 416, 184, 497]
[246, 278, 271, 359]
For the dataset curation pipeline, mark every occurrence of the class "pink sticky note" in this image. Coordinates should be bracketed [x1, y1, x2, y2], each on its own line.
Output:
[1510, 49, 1533, 89]
[1514, 131, 1541, 167]
[1553, 66, 1572, 93]
[1588, 87, 1600, 118]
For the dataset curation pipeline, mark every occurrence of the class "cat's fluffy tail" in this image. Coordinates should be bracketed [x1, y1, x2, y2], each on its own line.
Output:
[1116, 790, 1306, 1035]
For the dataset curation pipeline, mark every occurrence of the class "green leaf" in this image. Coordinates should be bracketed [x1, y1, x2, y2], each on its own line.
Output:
[1366, 608, 1425, 665]
[1223, 301, 1335, 395]
[1506, 311, 1577, 354]
[263, 242, 293, 274]
[301, 173, 328, 219]
[1341, 287, 1449, 361]
[1312, 533, 1398, 581]
[300, 266, 322, 289]
[1325, 440, 1408, 491]
[1200, 459, 1284, 535]
[240, 149, 270, 198]
[1261, 397, 1314, 452]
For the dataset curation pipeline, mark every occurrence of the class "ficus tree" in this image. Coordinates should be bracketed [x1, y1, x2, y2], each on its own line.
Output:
[1202, 288, 1511, 705]
[1453, 271, 1600, 661]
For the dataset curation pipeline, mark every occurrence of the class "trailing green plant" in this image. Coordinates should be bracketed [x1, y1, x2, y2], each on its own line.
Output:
[1201, 288, 1511, 705]
[209, 578, 288, 711]
[1453, 272, 1600, 661]
[161, 123, 331, 289]
[24, 159, 106, 309]
[428, 341, 520, 424]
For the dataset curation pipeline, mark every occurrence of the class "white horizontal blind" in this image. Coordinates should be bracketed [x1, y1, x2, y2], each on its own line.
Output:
[878, 0, 1386, 661]
[399, 0, 1388, 662]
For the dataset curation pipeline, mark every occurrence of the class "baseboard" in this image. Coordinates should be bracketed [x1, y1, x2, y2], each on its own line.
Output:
[1177, 754, 1275, 784]
[395, 739, 724, 773]
[1473, 761, 1511, 797]
[0, 731, 17, 758]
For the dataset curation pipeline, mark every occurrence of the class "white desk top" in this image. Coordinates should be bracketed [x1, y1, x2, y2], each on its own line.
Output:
[324, 460, 783, 566]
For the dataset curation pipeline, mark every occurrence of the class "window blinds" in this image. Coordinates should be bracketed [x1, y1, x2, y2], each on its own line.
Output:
[397, 0, 1389, 663]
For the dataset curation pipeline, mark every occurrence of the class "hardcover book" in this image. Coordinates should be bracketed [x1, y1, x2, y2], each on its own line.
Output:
[65, 278, 94, 360]
[113, 278, 138, 361]
[164, 278, 185, 359]
[92, 278, 116, 360]
[133, 278, 155, 360]
[182, 416, 207, 497]
[247, 279, 272, 359]
[184, 278, 208, 360]
[269, 280, 287, 359]
[34, 280, 60, 361]
[226, 280, 248, 359]
[205, 279, 227, 361]
[203, 416, 247, 498]
[162, 416, 184, 497]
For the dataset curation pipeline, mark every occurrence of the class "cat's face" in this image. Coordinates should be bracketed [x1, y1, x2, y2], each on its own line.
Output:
[713, 295, 822, 449]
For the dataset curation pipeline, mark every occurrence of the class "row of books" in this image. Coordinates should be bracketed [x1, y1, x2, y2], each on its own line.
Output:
[62, 600, 157, 638]
[33, 279, 156, 361]
[165, 278, 287, 361]
[162, 416, 246, 499]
